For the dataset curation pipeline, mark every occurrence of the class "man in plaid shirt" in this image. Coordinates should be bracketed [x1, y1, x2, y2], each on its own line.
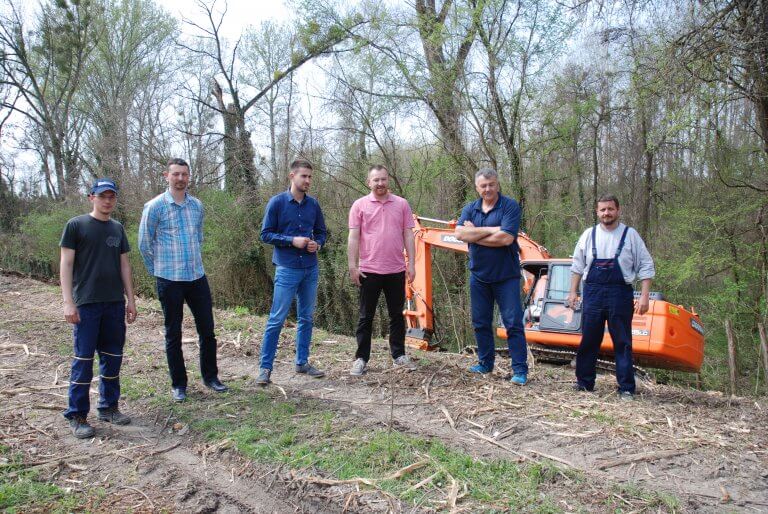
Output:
[139, 158, 228, 402]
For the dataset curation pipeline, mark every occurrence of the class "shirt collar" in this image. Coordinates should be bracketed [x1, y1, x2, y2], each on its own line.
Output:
[285, 189, 308, 205]
[366, 192, 393, 203]
[163, 189, 188, 206]
[472, 195, 502, 212]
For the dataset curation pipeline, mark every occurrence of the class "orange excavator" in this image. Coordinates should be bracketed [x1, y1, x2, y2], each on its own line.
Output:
[403, 216, 705, 372]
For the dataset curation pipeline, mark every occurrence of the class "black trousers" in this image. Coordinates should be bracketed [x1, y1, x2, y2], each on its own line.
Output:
[156, 276, 218, 388]
[355, 271, 406, 362]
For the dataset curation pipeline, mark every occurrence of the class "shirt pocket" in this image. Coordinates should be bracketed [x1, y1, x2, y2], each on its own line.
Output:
[157, 208, 180, 239]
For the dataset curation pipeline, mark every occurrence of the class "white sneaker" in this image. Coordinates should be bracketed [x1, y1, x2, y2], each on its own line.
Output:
[350, 358, 367, 376]
[393, 354, 418, 371]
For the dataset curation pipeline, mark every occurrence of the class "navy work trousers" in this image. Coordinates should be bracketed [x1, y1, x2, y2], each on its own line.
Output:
[64, 301, 126, 419]
[575, 283, 635, 393]
[470, 274, 528, 374]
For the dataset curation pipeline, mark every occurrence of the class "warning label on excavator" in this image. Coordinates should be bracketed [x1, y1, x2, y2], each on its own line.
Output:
[632, 329, 650, 336]
[669, 306, 680, 316]
[441, 235, 464, 245]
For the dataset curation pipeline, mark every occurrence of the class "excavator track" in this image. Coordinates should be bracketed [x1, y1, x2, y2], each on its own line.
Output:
[528, 344, 652, 381]
[464, 344, 652, 381]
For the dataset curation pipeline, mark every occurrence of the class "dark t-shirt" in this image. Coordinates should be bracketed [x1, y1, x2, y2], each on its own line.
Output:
[59, 214, 130, 306]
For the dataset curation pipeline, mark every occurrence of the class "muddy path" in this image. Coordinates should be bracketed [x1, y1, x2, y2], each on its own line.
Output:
[1, 273, 767, 512]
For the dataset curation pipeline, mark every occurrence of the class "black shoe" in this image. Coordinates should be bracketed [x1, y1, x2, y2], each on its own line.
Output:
[97, 407, 131, 425]
[572, 383, 592, 392]
[69, 416, 95, 439]
[203, 378, 228, 393]
[172, 387, 187, 402]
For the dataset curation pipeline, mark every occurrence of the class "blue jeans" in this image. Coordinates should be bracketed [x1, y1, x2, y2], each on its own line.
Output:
[64, 301, 125, 419]
[576, 283, 635, 393]
[260, 265, 319, 370]
[470, 274, 528, 374]
[156, 276, 218, 388]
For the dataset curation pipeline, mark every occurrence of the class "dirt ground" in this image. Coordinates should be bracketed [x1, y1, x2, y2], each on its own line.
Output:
[1, 272, 767, 513]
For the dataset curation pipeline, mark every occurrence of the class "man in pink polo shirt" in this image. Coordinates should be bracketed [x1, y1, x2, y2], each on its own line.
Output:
[347, 165, 418, 375]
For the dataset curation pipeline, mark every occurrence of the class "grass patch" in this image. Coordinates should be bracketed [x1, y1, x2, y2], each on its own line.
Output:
[120, 374, 161, 401]
[174, 390, 573, 511]
[0, 447, 83, 513]
[589, 412, 617, 425]
[610, 482, 681, 512]
[220, 317, 252, 331]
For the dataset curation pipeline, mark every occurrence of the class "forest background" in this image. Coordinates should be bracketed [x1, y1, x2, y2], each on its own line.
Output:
[0, 0, 766, 395]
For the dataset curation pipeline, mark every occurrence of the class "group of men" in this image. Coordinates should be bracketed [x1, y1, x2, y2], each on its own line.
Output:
[59, 157, 654, 439]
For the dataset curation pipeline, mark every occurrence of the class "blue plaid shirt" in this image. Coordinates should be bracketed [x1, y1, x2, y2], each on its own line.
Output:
[138, 190, 205, 281]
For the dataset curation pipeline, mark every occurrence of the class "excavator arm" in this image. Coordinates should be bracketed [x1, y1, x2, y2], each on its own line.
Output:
[403, 215, 550, 350]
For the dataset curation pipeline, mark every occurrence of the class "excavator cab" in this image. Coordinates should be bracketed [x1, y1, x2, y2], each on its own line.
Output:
[533, 262, 582, 333]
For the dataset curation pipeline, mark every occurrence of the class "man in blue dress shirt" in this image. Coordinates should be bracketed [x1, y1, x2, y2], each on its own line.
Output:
[257, 159, 328, 385]
[455, 168, 529, 385]
[139, 158, 228, 402]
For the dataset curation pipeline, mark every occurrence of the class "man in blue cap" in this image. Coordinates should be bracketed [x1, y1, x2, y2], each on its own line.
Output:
[60, 178, 137, 438]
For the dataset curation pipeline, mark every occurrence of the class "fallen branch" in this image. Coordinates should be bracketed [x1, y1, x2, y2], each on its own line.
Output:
[438, 404, 456, 430]
[296, 459, 429, 488]
[146, 442, 181, 457]
[526, 449, 578, 469]
[595, 449, 686, 470]
[424, 362, 447, 400]
[123, 485, 155, 508]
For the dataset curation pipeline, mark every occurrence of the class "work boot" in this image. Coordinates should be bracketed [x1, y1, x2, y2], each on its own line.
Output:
[350, 358, 367, 376]
[69, 416, 95, 439]
[393, 354, 418, 371]
[97, 407, 131, 425]
[255, 368, 271, 386]
[296, 362, 325, 378]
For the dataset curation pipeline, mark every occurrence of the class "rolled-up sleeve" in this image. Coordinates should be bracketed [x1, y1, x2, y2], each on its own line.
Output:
[260, 196, 291, 247]
[138, 203, 157, 275]
[570, 231, 588, 277]
[631, 230, 655, 280]
[313, 201, 327, 247]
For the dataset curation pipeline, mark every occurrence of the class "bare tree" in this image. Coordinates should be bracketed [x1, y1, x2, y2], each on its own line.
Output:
[0, 0, 102, 198]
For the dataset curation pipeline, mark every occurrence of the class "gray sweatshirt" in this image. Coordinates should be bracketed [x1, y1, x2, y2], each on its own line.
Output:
[570, 223, 655, 284]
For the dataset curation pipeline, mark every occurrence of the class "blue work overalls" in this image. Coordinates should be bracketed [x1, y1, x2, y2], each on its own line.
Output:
[575, 226, 635, 393]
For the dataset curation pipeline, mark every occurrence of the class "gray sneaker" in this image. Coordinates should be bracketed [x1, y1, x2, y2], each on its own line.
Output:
[255, 368, 271, 386]
[393, 354, 418, 371]
[69, 416, 95, 439]
[350, 358, 367, 376]
[296, 362, 325, 378]
[618, 391, 634, 401]
[97, 407, 131, 425]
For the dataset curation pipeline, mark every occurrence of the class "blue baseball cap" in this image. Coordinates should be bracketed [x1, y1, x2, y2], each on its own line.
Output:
[90, 178, 119, 195]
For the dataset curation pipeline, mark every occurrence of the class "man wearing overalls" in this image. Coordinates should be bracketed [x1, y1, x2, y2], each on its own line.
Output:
[566, 195, 655, 400]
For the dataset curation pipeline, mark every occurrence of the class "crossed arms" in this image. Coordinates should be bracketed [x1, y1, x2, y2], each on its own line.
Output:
[454, 221, 515, 247]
